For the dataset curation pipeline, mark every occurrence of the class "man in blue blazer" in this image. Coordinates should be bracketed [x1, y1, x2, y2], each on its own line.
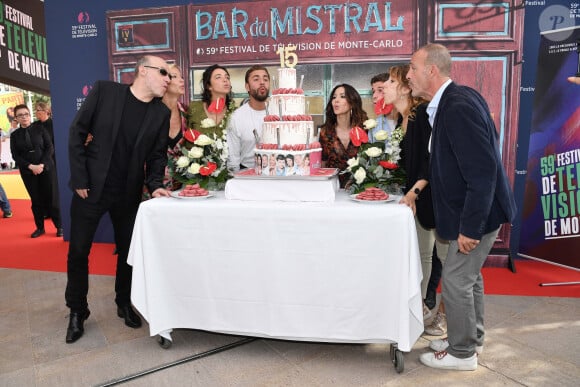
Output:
[407, 44, 517, 370]
[65, 55, 172, 343]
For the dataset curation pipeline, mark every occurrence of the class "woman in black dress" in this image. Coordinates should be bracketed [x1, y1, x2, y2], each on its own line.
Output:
[10, 104, 62, 238]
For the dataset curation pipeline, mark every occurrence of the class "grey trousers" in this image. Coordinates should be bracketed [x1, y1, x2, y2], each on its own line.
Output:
[415, 216, 449, 299]
[442, 228, 500, 358]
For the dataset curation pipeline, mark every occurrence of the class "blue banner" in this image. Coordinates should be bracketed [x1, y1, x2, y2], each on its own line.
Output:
[519, 25, 580, 270]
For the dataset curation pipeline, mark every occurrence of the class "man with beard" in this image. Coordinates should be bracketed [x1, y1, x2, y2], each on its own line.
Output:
[226, 65, 270, 172]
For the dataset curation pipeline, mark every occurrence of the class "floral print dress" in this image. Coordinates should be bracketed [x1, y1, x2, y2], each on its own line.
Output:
[142, 101, 187, 200]
[320, 125, 359, 188]
[165, 101, 188, 190]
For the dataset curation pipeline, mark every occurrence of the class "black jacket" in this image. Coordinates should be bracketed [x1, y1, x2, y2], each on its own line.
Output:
[68, 80, 170, 205]
[10, 122, 55, 175]
[399, 103, 435, 229]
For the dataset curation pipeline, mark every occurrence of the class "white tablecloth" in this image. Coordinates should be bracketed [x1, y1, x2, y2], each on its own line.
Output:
[128, 191, 423, 352]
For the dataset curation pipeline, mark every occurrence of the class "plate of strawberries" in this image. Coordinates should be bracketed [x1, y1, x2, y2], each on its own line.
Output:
[171, 184, 213, 200]
[349, 187, 394, 204]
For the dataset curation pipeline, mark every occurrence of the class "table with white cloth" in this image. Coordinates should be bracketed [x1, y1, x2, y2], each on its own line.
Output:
[127, 190, 423, 352]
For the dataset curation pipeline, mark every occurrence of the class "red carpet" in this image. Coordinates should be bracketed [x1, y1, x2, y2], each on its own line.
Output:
[482, 262, 579, 298]
[0, 199, 116, 275]
[1, 199, 579, 297]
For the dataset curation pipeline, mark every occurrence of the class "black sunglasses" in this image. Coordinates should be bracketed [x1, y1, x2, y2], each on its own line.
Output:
[143, 65, 174, 80]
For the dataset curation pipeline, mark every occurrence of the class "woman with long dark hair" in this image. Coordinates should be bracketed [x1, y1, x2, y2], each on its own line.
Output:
[187, 64, 235, 137]
[319, 84, 368, 188]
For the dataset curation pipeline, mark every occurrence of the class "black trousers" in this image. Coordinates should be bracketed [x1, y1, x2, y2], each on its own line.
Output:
[43, 162, 60, 217]
[65, 190, 138, 312]
[425, 247, 443, 309]
[20, 169, 62, 230]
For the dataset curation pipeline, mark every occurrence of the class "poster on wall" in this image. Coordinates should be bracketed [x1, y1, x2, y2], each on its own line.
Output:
[0, 0, 49, 94]
[519, 26, 580, 270]
[0, 91, 24, 129]
[105, 1, 417, 85]
[188, 0, 414, 65]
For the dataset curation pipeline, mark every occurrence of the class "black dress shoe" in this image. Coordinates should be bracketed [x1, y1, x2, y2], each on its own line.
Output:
[56, 228, 64, 237]
[31, 229, 45, 238]
[66, 309, 90, 343]
[425, 288, 437, 310]
[117, 305, 142, 328]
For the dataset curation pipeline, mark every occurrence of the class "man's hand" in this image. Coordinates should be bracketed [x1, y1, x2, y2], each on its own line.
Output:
[75, 189, 89, 199]
[151, 188, 170, 198]
[567, 76, 580, 85]
[458, 233, 480, 254]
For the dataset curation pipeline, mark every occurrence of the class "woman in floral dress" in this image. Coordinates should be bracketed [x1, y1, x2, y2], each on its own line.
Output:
[141, 64, 188, 200]
[162, 65, 188, 190]
[319, 84, 368, 188]
[187, 64, 236, 137]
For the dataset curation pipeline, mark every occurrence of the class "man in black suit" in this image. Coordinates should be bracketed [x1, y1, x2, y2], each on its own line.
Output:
[65, 55, 172, 343]
[407, 44, 516, 370]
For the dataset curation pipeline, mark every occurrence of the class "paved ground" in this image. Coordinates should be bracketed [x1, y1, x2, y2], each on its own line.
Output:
[1, 268, 579, 386]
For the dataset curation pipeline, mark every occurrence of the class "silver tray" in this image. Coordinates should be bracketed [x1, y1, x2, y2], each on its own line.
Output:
[233, 168, 339, 181]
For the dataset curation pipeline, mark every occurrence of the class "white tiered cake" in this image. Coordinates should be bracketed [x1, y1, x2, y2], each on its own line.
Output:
[255, 67, 322, 176]
[225, 67, 338, 202]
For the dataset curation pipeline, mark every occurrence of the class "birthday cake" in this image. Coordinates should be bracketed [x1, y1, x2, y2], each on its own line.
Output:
[255, 67, 322, 176]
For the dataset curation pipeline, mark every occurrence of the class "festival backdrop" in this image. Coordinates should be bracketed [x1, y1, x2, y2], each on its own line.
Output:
[45, 0, 524, 252]
[0, 0, 49, 94]
[510, 0, 580, 270]
[519, 25, 580, 270]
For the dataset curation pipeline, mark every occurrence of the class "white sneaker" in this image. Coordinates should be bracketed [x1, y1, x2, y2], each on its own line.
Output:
[420, 350, 477, 371]
[423, 303, 432, 321]
[424, 312, 446, 336]
[429, 338, 483, 355]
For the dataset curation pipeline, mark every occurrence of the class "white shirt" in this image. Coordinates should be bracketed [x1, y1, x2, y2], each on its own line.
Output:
[427, 79, 452, 151]
[427, 79, 452, 127]
[226, 103, 266, 173]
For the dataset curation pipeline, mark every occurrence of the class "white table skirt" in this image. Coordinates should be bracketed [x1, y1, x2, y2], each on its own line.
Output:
[128, 191, 423, 352]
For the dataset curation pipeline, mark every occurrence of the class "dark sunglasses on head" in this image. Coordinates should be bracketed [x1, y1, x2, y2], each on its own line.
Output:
[143, 65, 174, 80]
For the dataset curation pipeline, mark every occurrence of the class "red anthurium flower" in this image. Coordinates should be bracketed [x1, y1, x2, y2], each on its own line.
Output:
[199, 162, 217, 176]
[374, 98, 394, 116]
[207, 97, 225, 113]
[183, 128, 201, 143]
[349, 126, 368, 147]
[379, 161, 398, 170]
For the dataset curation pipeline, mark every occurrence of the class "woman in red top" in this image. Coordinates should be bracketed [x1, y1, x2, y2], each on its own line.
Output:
[319, 84, 368, 188]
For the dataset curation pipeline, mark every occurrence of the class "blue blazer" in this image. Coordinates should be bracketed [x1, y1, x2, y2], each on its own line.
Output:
[429, 82, 516, 241]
